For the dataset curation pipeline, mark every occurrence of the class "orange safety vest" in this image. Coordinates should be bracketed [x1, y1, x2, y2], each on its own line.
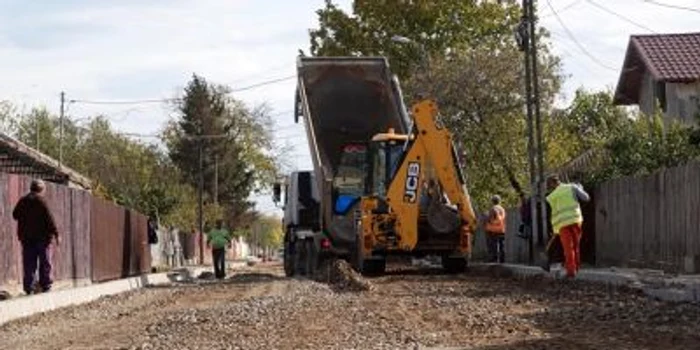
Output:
[485, 205, 506, 234]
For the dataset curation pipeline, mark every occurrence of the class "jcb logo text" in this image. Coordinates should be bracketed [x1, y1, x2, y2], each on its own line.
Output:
[404, 162, 421, 203]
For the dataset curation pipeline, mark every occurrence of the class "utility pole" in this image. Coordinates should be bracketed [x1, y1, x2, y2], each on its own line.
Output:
[519, 0, 538, 264]
[213, 156, 219, 205]
[59, 91, 65, 168]
[198, 137, 205, 265]
[527, 0, 548, 249]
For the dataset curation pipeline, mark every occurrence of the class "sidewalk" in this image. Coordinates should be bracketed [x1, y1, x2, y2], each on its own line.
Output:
[477, 263, 700, 303]
[0, 261, 250, 326]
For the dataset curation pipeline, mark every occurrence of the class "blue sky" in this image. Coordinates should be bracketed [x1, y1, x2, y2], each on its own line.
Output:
[0, 0, 698, 216]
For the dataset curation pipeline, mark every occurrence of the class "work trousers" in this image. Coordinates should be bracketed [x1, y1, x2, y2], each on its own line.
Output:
[486, 233, 505, 263]
[22, 241, 52, 294]
[212, 248, 226, 279]
[559, 223, 583, 277]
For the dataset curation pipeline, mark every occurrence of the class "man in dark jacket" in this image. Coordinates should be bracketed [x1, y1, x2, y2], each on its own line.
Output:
[12, 179, 59, 295]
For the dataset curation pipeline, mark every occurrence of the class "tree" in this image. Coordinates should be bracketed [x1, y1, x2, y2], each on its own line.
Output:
[4, 104, 192, 223]
[310, 0, 525, 80]
[165, 74, 279, 227]
[249, 214, 283, 250]
[550, 89, 700, 185]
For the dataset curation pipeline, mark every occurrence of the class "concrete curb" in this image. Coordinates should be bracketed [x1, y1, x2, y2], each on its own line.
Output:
[0, 273, 170, 326]
[483, 263, 700, 303]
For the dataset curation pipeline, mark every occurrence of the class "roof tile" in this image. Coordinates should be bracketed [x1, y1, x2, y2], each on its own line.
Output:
[632, 32, 700, 82]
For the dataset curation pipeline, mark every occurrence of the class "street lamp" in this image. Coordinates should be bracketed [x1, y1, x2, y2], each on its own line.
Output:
[390, 35, 429, 73]
[391, 34, 432, 99]
[390, 35, 413, 45]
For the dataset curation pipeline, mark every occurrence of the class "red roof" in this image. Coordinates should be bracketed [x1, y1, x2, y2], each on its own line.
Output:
[614, 32, 700, 105]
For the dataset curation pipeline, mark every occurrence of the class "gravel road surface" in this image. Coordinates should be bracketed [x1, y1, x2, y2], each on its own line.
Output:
[1, 263, 699, 350]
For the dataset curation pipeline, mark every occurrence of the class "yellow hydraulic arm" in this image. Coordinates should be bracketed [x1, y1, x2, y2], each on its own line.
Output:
[384, 99, 478, 252]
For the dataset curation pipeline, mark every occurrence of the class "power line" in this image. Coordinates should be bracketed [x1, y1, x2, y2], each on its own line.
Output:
[544, 0, 618, 71]
[641, 0, 700, 14]
[586, 0, 657, 34]
[70, 98, 177, 105]
[540, 0, 583, 18]
[118, 122, 304, 140]
[69, 75, 296, 106]
[229, 75, 295, 93]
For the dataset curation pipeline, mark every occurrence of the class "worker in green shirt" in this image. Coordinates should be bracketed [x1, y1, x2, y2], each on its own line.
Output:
[206, 220, 232, 279]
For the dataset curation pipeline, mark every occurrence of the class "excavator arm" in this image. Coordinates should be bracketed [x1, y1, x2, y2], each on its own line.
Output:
[384, 99, 478, 252]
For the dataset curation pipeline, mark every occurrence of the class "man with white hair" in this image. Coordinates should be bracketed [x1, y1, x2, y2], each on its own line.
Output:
[484, 194, 507, 263]
[12, 179, 59, 295]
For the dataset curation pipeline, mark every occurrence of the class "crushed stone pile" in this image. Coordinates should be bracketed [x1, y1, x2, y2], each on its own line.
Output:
[314, 259, 373, 292]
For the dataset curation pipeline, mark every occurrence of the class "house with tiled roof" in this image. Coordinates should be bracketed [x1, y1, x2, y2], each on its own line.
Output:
[613, 32, 700, 124]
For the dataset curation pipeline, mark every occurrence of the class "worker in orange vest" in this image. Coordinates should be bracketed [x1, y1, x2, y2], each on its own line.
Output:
[546, 175, 590, 278]
[485, 195, 507, 263]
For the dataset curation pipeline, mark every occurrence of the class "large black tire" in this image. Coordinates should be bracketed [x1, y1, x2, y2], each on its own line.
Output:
[294, 239, 307, 275]
[304, 239, 317, 277]
[441, 256, 468, 274]
[283, 240, 295, 277]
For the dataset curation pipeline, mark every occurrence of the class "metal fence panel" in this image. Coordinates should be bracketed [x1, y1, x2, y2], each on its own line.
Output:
[90, 197, 125, 282]
[90, 199, 150, 282]
[71, 189, 92, 279]
[0, 173, 149, 289]
[0, 173, 19, 286]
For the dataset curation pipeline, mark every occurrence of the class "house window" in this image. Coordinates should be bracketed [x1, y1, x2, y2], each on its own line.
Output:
[655, 81, 667, 112]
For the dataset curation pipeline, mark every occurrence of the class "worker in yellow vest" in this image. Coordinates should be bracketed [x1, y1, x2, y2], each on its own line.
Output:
[485, 195, 507, 263]
[545, 175, 590, 278]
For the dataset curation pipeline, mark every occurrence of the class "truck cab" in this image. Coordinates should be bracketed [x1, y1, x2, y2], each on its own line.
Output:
[274, 171, 328, 276]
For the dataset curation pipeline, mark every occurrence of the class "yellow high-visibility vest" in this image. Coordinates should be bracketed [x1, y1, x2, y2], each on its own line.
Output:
[546, 184, 583, 234]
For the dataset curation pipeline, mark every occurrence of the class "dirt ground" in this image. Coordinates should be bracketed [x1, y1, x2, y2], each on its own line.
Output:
[1, 263, 699, 350]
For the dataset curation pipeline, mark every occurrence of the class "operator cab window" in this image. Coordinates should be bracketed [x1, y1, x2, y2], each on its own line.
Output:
[333, 144, 367, 214]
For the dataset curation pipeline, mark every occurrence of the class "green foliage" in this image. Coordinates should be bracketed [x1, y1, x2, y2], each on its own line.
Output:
[551, 89, 700, 186]
[3, 104, 190, 225]
[310, 0, 523, 80]
[249, 214, 283, 249]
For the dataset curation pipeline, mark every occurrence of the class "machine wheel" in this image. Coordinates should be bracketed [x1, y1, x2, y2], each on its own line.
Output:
[304, 239, 317, 277]
[441, 256, 468, 274]
[283, 240, 295, 277]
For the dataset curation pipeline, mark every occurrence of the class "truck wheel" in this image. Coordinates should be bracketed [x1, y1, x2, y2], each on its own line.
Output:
[283, 240, 295, 277]
[441, 256, 468, 274]
[294, 239, 307, 275]
[304, 239, 317, 277]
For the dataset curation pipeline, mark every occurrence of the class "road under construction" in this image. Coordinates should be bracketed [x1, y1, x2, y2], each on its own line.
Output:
[0, 262, 699, 350]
